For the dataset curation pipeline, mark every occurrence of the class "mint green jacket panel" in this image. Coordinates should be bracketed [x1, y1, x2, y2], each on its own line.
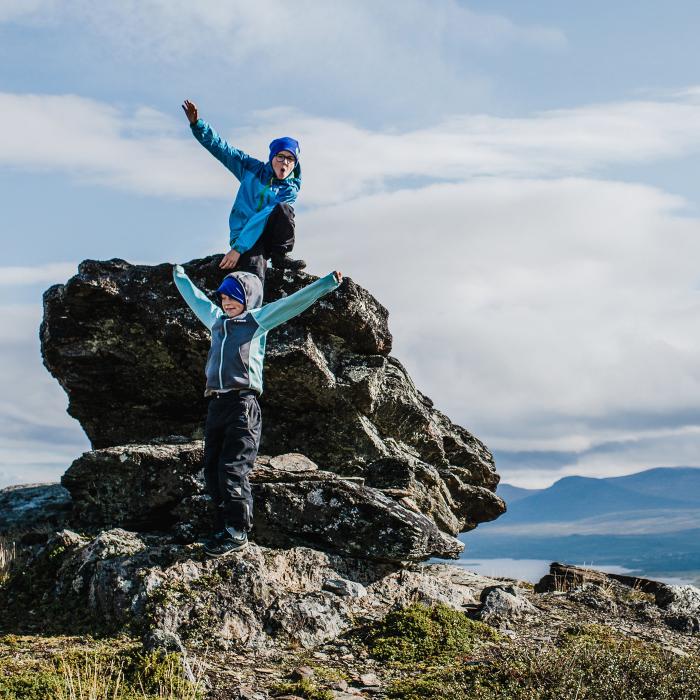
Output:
[172, 264, 222, 331]
[250, 273, 340, 332]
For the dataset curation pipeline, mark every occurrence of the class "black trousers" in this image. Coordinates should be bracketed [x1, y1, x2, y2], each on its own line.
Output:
[237, 203, 295, 282]
[202, 390, 262, 532]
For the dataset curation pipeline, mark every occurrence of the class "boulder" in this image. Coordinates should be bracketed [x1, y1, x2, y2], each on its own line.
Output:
[0, 483, 72, 536]
[655, 584, 700, 633]
[61, 442, 204, 530]
[476, 584, 539, 627]
[41, 256, 504, 536]
[61, 444, 462, 563]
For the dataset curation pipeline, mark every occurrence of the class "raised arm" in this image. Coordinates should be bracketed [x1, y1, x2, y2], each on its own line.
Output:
[172, 264, 222, 331]
[251, 272, 341, 331]
[182, 99, 262, 181]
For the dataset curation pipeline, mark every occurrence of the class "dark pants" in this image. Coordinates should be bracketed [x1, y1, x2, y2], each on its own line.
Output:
[203, 390, 262, 532]
[237, 203, 295, 282]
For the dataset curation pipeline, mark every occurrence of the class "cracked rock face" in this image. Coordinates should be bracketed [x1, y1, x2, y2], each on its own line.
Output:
[0, 531, 477, 650]
[41, 256, 505, 537]
[62, 445, 463, 562]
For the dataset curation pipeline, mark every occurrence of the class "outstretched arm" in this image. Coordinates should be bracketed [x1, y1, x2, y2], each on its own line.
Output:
[252, 272, 342, 331]
[182, 99, 263, 181]
[172, 264, 222, 331]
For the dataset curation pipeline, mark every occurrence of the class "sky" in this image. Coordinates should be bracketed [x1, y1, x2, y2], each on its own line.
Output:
[1, 1, 700, 489]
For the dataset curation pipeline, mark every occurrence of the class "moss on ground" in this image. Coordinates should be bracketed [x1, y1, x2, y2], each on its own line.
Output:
[270, 677, 334, 700]
[363, 603, 499, 663]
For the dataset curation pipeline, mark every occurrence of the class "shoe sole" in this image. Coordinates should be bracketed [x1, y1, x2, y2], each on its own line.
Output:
[203, 540, 248, 558]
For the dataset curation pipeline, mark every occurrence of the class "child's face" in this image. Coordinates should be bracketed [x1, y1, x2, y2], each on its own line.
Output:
[272, 150, 296, 179]
[221, 293, 245, 318]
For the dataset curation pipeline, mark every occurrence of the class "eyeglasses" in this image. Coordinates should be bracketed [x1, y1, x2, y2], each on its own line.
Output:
[274, 154, 296, 165]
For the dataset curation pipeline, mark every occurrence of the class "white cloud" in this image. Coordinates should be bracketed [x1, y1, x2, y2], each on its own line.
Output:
[5, 91, 700, 206]
[0, 302, 89, 487]
[0, 0, 55, 22]
[0, 2, 566, 123]
[0, 263, 76, 286]
[1, 2, 565, 59]
[298, 176, 700, 464]
[500, 429, 700, 489]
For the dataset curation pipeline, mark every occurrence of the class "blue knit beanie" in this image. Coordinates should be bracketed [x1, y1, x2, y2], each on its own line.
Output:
[216, 276, 246, 306]
[269, 136, 300, 164]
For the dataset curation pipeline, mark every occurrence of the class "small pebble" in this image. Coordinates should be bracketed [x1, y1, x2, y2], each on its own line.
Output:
[291, 665, 315, 680]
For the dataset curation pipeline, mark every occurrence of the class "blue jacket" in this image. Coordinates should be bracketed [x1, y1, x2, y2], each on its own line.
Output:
[173, 265, 339, 395]
[190, 119, 302, 254]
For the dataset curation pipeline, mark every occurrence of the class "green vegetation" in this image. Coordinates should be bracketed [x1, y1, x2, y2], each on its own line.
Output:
[368, 618, 700, 700]
[363, 603, 499, 663]
[0, 635, 203, 699]
[270, 677, 334, 700]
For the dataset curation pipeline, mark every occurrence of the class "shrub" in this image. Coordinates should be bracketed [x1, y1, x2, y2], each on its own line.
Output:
[364, 603, 499, 663]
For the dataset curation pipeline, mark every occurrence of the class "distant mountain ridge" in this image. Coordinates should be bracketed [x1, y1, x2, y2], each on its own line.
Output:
[466, 467, 700, 574]
[496, 467, 700, 523]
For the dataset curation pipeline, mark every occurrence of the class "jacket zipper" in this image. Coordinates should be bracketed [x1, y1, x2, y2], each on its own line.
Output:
[219, 320, 228, 389]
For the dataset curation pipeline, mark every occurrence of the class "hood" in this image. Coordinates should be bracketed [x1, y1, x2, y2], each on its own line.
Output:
[224, 271, 263, 310]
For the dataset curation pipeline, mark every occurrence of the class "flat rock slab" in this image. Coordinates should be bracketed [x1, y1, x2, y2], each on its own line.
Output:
[253, 478, 464, 562]
[61, 443, 461, 562]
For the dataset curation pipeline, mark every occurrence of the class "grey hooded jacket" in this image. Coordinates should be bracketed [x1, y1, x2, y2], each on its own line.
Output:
[173, 265, 339, 395]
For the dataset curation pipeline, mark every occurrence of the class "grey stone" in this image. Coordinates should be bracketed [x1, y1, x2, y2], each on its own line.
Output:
[477, 585, 539, 627]
[655, 584, 700, 616]
[291, 665, 315, 680]
[0, 483, 71, 535]
[360, 673, 381, 687]
[323, 578, 368, 598]
[62, 443, 461, 563]
[253, 478, 464, 562]
[0, 535, 476, 651]
[62, 442, 204, 530]
[655, 584, 700, 633]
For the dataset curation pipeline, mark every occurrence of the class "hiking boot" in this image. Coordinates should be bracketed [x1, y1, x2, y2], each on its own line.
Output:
[271, 254, 307, 271]
[203, 527, 248, 557]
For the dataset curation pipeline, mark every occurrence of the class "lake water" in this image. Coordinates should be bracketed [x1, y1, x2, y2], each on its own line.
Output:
[454, 557, 698, 586]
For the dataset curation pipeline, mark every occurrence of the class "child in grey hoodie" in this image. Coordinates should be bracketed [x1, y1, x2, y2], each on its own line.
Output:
[173, 264, 341, 556]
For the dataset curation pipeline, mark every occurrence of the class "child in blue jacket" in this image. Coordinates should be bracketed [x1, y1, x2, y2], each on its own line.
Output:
[182, 99, 306, 282]
[173, 264, 342, 556]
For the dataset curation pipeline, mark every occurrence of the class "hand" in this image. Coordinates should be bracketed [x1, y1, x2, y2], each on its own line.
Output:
[182, 99, 198, 125]
[220, 249, 241, 270]
[333, 271, 343, 283]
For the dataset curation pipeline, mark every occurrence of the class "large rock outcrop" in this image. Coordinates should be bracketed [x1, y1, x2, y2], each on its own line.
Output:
[41, 256, 504, 547]
[61, 446, 462, 562]
[0, 528, 479, 650]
